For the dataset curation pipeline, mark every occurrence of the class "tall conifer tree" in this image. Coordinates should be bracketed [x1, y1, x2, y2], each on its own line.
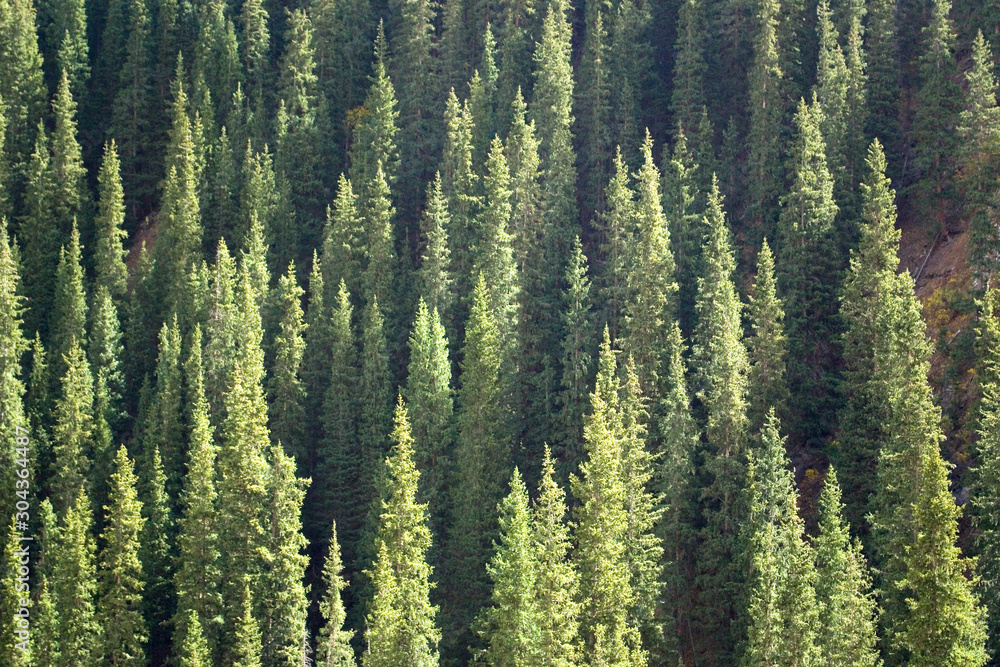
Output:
[51, 489, 100, 664]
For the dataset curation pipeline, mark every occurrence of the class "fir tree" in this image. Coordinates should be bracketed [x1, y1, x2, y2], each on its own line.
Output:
[94, 140, 130, 301]
[576, 7, 611, 223]
[745, 239, 788, 434]
[571, 332, 644, 664]
[239, 0, 270, 145]
[216, 267, 270, 659]
[51, 338, 93, 516]
[351, 25, 399, 206]
[138, 444, 174, 666]
[812, 468, 880, 667]
[913, 0, 962, 237]
[533, 447, 581, 667]
[50, 222, 88, 382]
[746, 0, 785, 243]
[203, 240, 238, 426]
[691, 177, 749, 667]
[404, 299, 454, 541]
[322, 174, 364, 303]
[173, 325, 222, 656]
[176, 611, 212, 667]
[0, 517, 32, 667]
[146, 319, 184, 505]
[364, 398, 441, 667]
[670, 0, 708, 139]
[557, 236, 595, 474]
[110, 0, 156, 219]
[476, 136, 519, 358]
[50, 70, 89, 238]
[447, 275, 510, 660]
[864, 0, 901, 177]
[740, 411, 821, 667]
[777, 98, 840, 450]
[596, 148, 634, 341]
[232, 586, 263, 667]
[315, 521, 354, 667]
[358, 294, 393, 551]
[0, 0, 46, 190]
[836, 139, 899, 533]
[416, 174, 455, 323]
[317, 281, 359, 563]
[958, 31, 1000, 287]
[301, 252, 329, 481]
[623, 131, 677, 404]
[156, 69, 205, 319]
[51, 488, 100, 665]
[0, 225, 27, 521]
[360, 163, 396, 311]
[267, 264, 307, 466]
[531, 0, 578, 287]
[18, 125, 57, 338]
[476, 468, 541, 666]
[96, 446, 147, 667]
[663, 128, 706, 341]
[258, 442, 309, 667]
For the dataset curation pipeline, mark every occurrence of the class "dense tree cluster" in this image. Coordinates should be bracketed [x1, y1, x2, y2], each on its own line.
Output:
[1, 0, 1000, 665]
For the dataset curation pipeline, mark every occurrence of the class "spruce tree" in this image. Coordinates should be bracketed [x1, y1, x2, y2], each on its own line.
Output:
[317, 281, 359, 563]
[812, 468, 880, 667]
[358, 295, 392, 557]
[0, 517, 32, 667]
[267, 264, 307, 467]
[670, 0, 708, 140]
[232, 586, 263, 667]
[216, 266, 270, 661]
[315, 521, 354, 667]
[836, 139, 899, 533]
[571, 332, 644, 664]
[576, 7, 611, 223]
[865, 0, 901, 177]
[94, 140, 130, 301]
[476, 468, 541, 666]
[173, 325, 222, 656]
[51, 488, 100, 665]
[18, 125, 57, 338]
[138, 444, 173, 666]
[239, 0, 270, 145]
[322, 174, 364, 303]
[258, 442, 309, 667]
[416, 174, 455, 323]
[691, 177, 749, 667]
[156, 69, 205, 319]
[777, 99, 840, 450]
[50, 221, 88, 382]
[746, 0, 785, 243]
[146, 319, 184, 505]
[110, 0, 156, 219]
[623, 131, 677, 403]
[176, 611, 212, 667]
[596, 148, 634, 341]
[203, 240, 238, 426]
[0, 0, 46, 191]
[350, 25, 399, 207]
[533, 447, 581, 667]
[913, 0, 961, 237]
[475, 136, 519, 359]
[663, 128, 706, 341]
[447, 275, 510, 660]
[50, 70, 89, 238]
[96, 446, 147, 667]
[531, 0, 578, 286]
[557, 236, 595, 474]
[301, 252, 329, 482]
[51, 338, 93, 516]
[360, 163, 396, 312]
[0, 225, 27, 522]
[740, 411, 821, 667]
[958, 31, 1000, 287]
[364, 398, 440, 667]
[404, 299, 454, 542]
[745, 239, 788, 434]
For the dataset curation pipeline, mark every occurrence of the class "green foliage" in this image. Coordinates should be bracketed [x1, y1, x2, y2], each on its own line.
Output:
[416, 174, 455, 323]
[138, 444, 174, 665]
[958, 31, 1000, 287]
[351, 25, 399, 205]
[51, 488, 100, 665]
[0, 0, 46, 190]
[557, 236, 595, 474]
[51, 337, 93, 516]
[96, 446, 147, 667]
[740, 411, 820, 667]
[323, 174, 364, 303]
[746, 239, 788, 434]
[176, 611, 212, 667]
[476, 468, 541, 666]
[267, 264, 307, 467]
[50, 222, 88, 381]
[49, 71, 89, 238]
[571, 332, 645, 665]
[364, 398, 441, 667]
[777, 99, 840, 450]
[0, 225, 26, 519]
[94, 141, 130, 301]
[404, 299, 454, 541]
[812, 469, 880, 667]
[316, 521, 355, 667]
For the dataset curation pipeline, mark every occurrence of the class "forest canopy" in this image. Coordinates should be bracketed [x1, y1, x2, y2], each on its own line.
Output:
[1, 0, 1000, 664]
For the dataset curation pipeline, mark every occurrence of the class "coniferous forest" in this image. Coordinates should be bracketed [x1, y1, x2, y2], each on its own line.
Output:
[7, 0, 1000, 661]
